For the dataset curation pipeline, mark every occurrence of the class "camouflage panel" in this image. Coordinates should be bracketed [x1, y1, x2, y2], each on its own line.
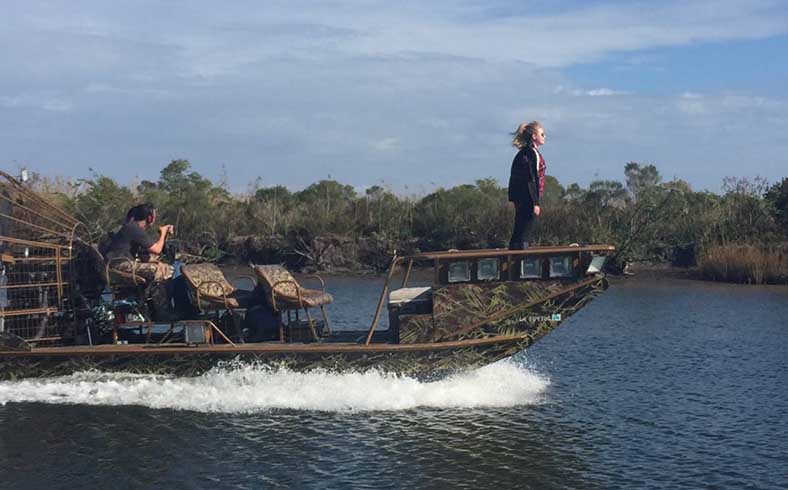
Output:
[0, 337, 536, 380]
[432, 276, 608, 342]
[398, 314, 433, 344]
[0, 276, 606, 381]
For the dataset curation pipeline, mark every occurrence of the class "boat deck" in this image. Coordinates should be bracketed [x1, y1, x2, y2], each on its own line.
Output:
[0, 333, 530, 357]
[403, 244, 615, 260]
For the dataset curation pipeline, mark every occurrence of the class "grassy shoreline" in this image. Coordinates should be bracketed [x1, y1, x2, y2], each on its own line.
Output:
[698, 244, 788, 285]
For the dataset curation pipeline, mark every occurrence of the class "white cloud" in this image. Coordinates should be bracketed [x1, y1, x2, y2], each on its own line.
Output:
[1, 0, 787, 192]
[0, 93, 73, 112]
[570, 88, 627, 96]
[677, 97, 707, 115]
[6, 0, 786, 79]
[588, 89, 625, 96]
[370, 137, 401, 152]
[676, 92, 778, 118]
[555, 85, 627, 96]
[720, 95, 767, 109]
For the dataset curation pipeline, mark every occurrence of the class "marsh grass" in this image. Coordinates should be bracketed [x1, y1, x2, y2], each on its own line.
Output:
[699, 244, 788, 284]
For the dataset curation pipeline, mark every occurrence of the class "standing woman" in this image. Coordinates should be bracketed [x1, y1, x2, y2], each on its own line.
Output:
[507, 121, 547, 250]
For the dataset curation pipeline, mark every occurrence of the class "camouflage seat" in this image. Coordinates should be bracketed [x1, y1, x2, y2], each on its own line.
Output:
[253, 265, 333, 310]
[253, 265, 333, 341]
[73, 241, 152, 343]
[180, 263, 258, 310]
[105, 257, 151, 287]
[80, 241, 147, 288]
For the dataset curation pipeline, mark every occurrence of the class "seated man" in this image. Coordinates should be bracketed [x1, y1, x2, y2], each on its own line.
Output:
[103, 203, 175, 316]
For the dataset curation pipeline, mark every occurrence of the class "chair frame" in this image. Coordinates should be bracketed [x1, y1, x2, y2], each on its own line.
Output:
[102, 256, 153, 344]
[183, 266, 255, 344]
[264, 272, 332, 343]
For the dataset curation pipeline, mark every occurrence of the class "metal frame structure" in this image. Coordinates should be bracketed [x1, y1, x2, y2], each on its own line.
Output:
[0, 171, 90, 345]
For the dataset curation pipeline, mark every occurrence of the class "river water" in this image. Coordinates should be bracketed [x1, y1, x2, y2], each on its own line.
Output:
[1, 272, 787, 489]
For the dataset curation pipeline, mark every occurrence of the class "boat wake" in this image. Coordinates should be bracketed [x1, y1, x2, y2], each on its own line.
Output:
[0, 359, 548, 413]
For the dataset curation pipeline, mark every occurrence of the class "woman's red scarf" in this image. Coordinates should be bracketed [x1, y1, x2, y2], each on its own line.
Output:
[535, 147, 546, 197]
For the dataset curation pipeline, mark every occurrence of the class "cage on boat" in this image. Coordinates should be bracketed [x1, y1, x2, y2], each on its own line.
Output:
[0, 171, 90, 345]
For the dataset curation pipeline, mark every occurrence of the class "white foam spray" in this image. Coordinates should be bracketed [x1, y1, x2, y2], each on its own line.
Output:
[0, 360, 548, 413]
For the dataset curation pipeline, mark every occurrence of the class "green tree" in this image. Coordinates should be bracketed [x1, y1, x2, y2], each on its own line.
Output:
[72, 174, 135, 239]
[246, 185, 295, 236]
[716, 176, 776, 244]
[293, 180, 358, 237]
[138, 159, 233, 254]
[360, 185, 412, 239]
[413, 179, 510, 250]
[37, 157, 786, 272]
[764, 177, 788, 235]
[625, 162, 661, 201]
[541, 175, 565, 209]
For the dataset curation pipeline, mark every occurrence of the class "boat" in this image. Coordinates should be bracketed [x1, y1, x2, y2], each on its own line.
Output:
[0, 170, 614, 379]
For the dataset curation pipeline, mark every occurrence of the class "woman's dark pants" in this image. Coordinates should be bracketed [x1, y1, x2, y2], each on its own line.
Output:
[509, 201, 535, 249]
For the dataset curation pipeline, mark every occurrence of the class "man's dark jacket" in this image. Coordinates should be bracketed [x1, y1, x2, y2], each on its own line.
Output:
[507, 146, 540, 205]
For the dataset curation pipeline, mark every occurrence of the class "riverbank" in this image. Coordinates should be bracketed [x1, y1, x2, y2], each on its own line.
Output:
[615, 259, 788, 286]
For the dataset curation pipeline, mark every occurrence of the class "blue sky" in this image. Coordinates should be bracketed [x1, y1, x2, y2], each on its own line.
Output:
[2, 0, 787, 194]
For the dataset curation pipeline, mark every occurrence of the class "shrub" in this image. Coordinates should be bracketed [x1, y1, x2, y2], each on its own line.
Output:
[698, 244, 788, 284]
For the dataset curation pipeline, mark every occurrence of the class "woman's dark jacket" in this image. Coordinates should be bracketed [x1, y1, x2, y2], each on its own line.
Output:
[507, 146, 540, 205]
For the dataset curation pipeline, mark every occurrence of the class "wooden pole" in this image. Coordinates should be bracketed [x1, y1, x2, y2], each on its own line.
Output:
[401, 259, 413, 288]
[365, 252, 399, 345]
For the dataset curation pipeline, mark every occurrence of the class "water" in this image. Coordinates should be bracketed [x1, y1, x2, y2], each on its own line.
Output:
[1, 272, 787, 489]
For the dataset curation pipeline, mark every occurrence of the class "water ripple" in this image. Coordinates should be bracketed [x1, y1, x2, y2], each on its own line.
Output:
[1, 278, 788, 489]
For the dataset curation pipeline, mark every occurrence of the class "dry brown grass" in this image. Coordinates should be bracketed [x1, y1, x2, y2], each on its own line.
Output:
[699, 243, 788, 284]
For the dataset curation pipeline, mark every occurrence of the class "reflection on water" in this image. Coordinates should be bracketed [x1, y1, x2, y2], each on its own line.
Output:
[1, 274, 788, 489]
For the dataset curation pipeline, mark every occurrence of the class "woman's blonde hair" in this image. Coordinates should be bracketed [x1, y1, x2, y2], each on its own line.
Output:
[511, 121, 542, 149]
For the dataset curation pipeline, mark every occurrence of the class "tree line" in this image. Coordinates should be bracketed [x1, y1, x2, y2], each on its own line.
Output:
[27, 159, 788, 282]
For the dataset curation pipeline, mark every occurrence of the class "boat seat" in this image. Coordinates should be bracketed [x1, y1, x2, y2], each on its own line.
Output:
[389, 286, 432, 305]
[253, 265, 333, 310]
[80, 241, 147, 288]
[105, 257, 150, 288]
[181, 263, 258, 310]
[253, 264, 333, 341]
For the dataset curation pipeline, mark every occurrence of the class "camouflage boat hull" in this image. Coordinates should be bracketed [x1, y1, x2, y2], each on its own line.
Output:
[0, 275, 607, 380]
